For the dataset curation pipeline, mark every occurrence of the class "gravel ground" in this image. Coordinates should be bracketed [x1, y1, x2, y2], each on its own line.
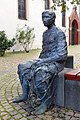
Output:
[0, 46, 80, 120]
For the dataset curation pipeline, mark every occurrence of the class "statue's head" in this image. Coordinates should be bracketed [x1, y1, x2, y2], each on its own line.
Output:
[42, 10, 56, 28]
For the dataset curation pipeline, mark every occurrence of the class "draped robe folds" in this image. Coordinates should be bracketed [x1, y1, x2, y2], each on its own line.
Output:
[18, 25, 67, 112]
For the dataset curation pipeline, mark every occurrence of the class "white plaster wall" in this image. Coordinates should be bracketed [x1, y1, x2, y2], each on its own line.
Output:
[0, 0, 17, 38]
[0, 0, 46, 51]
[28, 0, 46, 49]
[0, 0, 28, 51]
[0, 0, 79, 51]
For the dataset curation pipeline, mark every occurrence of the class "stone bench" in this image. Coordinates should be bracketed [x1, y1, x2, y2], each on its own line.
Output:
[64, 69, 80, 111]
[53, 55, 74, 106]
[53, 67, 73, 106]
[53, 55, 80, 112]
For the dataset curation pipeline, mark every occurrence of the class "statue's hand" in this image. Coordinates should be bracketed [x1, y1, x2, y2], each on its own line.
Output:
[34, 59, 44, 66]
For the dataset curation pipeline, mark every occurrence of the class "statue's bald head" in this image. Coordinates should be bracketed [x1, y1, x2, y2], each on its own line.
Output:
[42, 10, 56, 28]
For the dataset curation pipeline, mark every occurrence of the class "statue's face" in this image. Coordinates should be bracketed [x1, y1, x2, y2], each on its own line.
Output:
[42, 11, 55, 27]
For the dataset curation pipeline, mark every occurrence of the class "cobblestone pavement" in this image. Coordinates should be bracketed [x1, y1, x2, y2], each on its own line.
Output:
[0, 46, 80, 120]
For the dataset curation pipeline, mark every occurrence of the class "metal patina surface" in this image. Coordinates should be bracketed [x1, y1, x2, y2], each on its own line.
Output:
[13, 10, 67, 115]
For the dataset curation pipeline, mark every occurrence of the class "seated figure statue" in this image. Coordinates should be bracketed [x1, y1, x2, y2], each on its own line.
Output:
[13, 10, 67, 114]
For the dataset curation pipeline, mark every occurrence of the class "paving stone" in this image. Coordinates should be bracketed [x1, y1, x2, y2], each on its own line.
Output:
[0, 108, 5, 112]
[52, 107, 58, 113]
[64, 115, 71, 120]
[0, 106, 2, 109]
[0, 101, 7, 104]
[35, 118, 41, 120]
[1, 47, 80, 120]
[8, 118, 14, 120]
[0, 97, 6, 101]
[3, 103, 10, 109]
[6, 108, 14, 112]
[45, 111, 52, 115]
[1, 111, 7, 116]
[2, 114, 11, 120]
[27, 115, 37, 119]
[13, 114, 22, 119]
[65, 110, 74, 116]
[21, 118, 28, 120]
[10, 110, 18, 116]
[70, 117, 80, 120]
[59, 108, 65, 114]
[37, 114, 44, 118]
[14, 104, 21, 110]
[43, 115, 53, 120]
[54, 118, 62, 120]
[52, 112, 58, 118]
[58, 113, 65, 118]
[18, 109, 26, 114]
[74, 112, 80, 118]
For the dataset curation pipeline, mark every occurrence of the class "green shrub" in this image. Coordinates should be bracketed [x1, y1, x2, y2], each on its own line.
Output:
[16, 26, 35, 52]
[0, 31, 16, 56]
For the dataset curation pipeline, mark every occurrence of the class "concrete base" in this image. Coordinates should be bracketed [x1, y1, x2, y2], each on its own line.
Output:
[53, 68, 73, 107]
[65, 79, 80, 111]
[53, 55, 74, 106]
[53, 67, 80, 112]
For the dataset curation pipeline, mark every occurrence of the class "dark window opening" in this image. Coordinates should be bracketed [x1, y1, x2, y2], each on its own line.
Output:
[62, 12, 66, 27]
[18, 0, 26, 20]
[45, 0, 49, 9]
[52, 0, 56, 3]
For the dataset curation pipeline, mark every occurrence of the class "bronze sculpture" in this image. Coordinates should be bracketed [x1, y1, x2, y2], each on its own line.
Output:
[13, 10, 67, 115]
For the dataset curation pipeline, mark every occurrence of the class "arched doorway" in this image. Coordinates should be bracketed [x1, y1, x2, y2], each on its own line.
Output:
[71, 20, 78, 45]
[69, 5, 80, 45]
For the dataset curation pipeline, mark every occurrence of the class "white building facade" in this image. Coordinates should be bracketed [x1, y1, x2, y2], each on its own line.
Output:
[0, 0, 80, 51]
[49, 0, 80, 45]
[0, 0, 46, 51]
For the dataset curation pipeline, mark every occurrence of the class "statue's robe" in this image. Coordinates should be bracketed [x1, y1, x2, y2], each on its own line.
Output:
[18, 25, 67, 113]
